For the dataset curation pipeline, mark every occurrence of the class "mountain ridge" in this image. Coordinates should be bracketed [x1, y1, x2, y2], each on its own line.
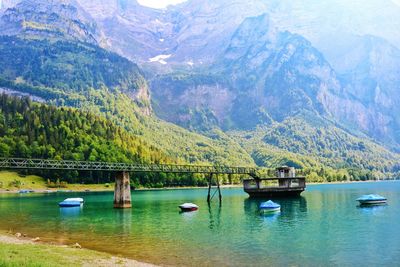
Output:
[0, 0, 399, 182]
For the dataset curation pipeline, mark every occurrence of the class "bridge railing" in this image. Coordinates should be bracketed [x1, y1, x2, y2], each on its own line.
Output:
[0, 158, 259, 175]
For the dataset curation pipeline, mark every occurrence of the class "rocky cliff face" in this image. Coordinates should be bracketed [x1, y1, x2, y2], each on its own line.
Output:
[151, 14, 342, 130]
[146, 1, 400, 151]
[0, 0, 100, 44]
[321, 35, 400, 147]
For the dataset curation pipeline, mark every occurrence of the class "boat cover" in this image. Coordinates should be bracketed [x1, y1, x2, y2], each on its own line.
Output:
[356, 194, 386, 201]
[64, 198, 84, 203]
[259, 200, 280, 209]
[179, 203, 198, 209]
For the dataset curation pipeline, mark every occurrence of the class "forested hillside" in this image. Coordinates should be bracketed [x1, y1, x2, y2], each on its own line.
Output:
[0, 36, 149, 107]
[0, 94, 219, 186]
[0, 36, 254, 167]
[229, 116, 400, 182]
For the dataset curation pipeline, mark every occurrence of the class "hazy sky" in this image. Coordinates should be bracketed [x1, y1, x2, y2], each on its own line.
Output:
[392, 0, 400, 6]
[137, 0, 187, 8]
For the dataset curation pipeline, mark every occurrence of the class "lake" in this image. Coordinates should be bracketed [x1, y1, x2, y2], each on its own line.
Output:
[0, 181, 399, 266]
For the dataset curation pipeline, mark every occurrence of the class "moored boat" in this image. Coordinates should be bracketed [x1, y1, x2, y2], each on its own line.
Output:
[356, 194, 387, 205]
[259, 200, 281, 213]
[179, 203, 198, 212]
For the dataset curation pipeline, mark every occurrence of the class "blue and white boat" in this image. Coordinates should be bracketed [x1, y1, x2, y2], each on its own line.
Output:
[59, 198, 84, 207]
[259, 200, 281, 213]
[356, 194, 387, 205]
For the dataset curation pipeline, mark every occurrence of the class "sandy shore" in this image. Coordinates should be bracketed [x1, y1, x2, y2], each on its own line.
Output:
[0, 232, 157, 267]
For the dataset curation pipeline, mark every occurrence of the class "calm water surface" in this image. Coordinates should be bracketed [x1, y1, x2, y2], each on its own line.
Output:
[1, 182, 400, 266]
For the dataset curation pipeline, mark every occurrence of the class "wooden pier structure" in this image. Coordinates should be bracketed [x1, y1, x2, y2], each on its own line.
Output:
[0, 158, 259, 208]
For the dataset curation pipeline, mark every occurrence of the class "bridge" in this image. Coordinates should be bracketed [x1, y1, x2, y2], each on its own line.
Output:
[0, 158, 260, 208]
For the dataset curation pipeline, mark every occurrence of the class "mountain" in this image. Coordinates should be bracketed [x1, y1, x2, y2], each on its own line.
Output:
[151, 14, 340, 129]
[143, 1, 400, 152]
[0, 0, 102, 44]
[149, 14, 400, 175]
[0, 34, 254, 166]
[0, 0, 255, 167]
[325, 35, 400, 148]
[266, 0, 400, 64]
[0, 0, 399, 182]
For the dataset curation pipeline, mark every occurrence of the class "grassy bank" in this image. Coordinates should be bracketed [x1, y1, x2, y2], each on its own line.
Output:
[0, 171, 114, 192]
[0, 233, 155, 267]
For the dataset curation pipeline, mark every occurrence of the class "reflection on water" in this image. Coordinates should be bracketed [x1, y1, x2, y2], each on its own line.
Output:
[115, 209, 132, 236]
[357, 204, 388, 215]
[260, 212, 280, 223]
[59, 206, 82, 217]
[207, 203, 221, 230]
[179, 210, 199, 221]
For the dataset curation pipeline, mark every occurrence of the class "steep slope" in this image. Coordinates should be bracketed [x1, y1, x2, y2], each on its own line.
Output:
[149, 12, 400, 174]
[0, 93, 167, 164]
[76, 0, 174, 63]
[0, 0, 101, 44]
[75, 0, 269, 65]
[228, 115, 400, 181]
[0, 35, 254, 166]
[0, 36, 151, 112]
[151, 14, 341, 129]
[320, 35, 400, 149]
[75, 0, 400, 152]
[0, 94, 175, 185]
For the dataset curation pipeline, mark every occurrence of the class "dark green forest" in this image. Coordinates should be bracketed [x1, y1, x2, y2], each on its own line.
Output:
[0, 94, 210, 187]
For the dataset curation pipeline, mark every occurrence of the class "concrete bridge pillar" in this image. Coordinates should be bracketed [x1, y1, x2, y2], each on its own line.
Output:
[114, 171, 131, 208]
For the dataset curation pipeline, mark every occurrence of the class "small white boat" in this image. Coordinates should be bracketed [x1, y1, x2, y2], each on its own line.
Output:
[356, 194, 387, 205]
[64, 198, 84, 203]
[179, 203, 198, 212]
[259, 200, 281, 213]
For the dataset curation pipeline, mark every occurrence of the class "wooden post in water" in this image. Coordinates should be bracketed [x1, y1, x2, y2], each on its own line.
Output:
[207, 173, 222, 204]
[114, 171, 132, 208]
[207, 173, 213, 203]
[217, 175, 222, 204]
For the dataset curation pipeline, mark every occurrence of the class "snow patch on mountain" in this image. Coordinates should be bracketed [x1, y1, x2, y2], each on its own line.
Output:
[149, 54, 172, 64]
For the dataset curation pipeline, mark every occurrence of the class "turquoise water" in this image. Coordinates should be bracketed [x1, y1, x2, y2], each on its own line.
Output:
[1, 182, 400, 266]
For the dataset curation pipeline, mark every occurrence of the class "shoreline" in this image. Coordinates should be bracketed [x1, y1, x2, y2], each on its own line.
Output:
[0, 179, 398, 194]
[0, 231, 157, 267]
